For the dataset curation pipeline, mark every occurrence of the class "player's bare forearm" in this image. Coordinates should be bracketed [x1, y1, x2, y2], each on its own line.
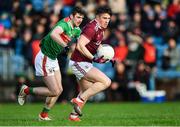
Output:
[76, 35, 94, 60]
[78, 44, 94, 60]
[50, 26, 67, 47]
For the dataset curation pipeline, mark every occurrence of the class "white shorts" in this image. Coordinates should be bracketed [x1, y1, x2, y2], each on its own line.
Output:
[34, 50, 59, 76]
[69, 60, 93, 80]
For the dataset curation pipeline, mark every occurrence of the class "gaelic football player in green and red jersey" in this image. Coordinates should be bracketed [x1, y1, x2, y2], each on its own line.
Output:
[18, 7, 85, 121]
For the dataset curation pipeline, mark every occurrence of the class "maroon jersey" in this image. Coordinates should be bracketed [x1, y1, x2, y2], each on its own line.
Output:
[71, 19, 104, 62]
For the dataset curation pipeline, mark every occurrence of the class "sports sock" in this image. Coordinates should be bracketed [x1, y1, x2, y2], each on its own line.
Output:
[24, 87, 34, 95]
[41, 107, 50, 113]
[71, 109, 77, 114]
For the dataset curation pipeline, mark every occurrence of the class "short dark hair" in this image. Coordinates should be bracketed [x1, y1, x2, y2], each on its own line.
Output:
[96, 6, 112, 16]
[72, 6, 86, 16]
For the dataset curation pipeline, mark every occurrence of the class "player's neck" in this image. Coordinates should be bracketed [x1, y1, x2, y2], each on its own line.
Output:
[69, 16, 74, 28]
[94, 19, 103, 29]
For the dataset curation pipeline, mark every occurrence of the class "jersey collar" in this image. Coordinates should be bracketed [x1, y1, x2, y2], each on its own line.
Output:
[94, 19, 103, 30]
[65, 16, 74, 29]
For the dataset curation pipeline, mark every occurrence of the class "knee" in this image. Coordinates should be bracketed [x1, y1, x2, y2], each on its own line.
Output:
[56, 88, 63, 96]
[51, 88, 63, 96]
[59, 88, 63, 94]
[103, 78, 111, 88]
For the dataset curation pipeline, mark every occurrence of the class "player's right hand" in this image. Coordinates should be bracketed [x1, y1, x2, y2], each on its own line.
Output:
[92, 56, 109, 63]
[110, 59, 116, 67]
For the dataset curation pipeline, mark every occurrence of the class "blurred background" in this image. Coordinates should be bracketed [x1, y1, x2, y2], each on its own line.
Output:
[0, 0, 180, 103]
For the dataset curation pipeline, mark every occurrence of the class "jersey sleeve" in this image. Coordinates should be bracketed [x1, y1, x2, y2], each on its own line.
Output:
[57, 20, 68, 32]
[82, 24, 95, 41]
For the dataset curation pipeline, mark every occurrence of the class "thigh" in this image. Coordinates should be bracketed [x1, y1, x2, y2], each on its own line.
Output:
[43, 75, 59, 92]
[54, 69, 62, 89]
[84, 67, 110, 83]
[35, 50, 59, 76]
[69, 60, 93, 80]
[78, 78, 93, 92]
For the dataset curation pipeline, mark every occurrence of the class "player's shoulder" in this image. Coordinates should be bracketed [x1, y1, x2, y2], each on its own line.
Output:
[87, 20, 97, 28]
[64, 17, 71, 22]
[84, 20, 99, 31]
[55, 17, 70, 30]
[57, 17, 70, 24]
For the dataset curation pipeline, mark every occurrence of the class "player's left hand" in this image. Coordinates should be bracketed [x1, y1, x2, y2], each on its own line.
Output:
[64, 45, 70, 54]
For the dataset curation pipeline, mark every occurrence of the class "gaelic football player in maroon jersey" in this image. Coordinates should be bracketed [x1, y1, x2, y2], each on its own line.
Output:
[68, 6, 113, 121]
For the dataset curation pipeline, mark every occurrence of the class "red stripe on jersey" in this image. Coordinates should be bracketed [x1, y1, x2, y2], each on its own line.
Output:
[64, 17, 70, 22]
[60, 33, 71, 43]
[42, 56, 47, 76]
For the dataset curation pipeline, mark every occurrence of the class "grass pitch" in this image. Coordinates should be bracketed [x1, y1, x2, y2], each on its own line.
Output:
[0, 102, 180, 126]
